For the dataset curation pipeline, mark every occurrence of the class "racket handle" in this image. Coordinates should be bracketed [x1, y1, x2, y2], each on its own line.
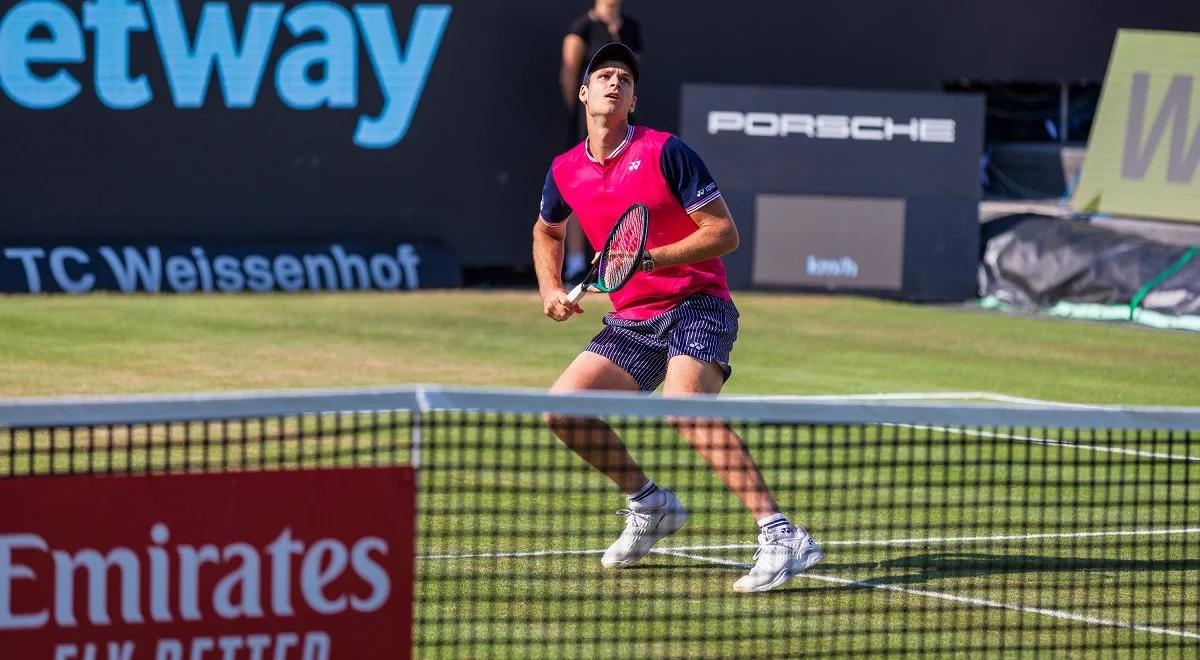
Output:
[566, 282, 588, 304]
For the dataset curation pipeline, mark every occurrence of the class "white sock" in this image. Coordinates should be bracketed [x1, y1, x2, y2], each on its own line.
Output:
[757, 513, 792, 533]
[628, 480, 666, 509]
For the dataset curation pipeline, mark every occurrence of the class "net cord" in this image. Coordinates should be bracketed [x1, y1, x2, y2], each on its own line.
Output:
[1, 385, 1197, 431]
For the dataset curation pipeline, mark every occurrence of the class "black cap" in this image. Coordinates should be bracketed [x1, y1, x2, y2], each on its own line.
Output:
[583, 42, 639, 85]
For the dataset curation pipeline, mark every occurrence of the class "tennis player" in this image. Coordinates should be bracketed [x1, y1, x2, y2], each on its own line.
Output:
[532, 42, 823, 592]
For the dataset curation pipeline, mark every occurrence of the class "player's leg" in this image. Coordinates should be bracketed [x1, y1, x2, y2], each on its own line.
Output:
[545, 350, 647, 492]
[662, 295, 823, 592]
[661, 354, 781, 518]
[660, 296, 778, 514]
[545, 322, 687, 568]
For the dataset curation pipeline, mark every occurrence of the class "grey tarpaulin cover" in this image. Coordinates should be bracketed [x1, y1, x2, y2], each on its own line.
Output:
[978, 214, 1200, 316]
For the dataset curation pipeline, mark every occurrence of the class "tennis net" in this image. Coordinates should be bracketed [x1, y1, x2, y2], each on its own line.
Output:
[2, 386, 1198, 658]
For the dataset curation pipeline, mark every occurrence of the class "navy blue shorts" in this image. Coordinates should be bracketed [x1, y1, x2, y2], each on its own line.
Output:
[585, 294, 740, 391]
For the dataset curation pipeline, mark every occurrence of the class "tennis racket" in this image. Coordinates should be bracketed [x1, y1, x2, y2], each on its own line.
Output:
[567, 203, 649, 304]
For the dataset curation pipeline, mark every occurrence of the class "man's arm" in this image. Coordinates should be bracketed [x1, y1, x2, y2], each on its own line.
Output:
[560, 34, 586, 109]
[653, 135, 737, 268]
[646, 197, 739, 269]
[533, 217, 585, 321]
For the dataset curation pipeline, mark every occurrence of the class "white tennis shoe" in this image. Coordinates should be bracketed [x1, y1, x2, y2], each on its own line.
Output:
[733, 525, 824, 593]
[600, 489, 688, 568]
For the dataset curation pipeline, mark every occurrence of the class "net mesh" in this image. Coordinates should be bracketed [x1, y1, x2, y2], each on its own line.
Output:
[598, 204, 647, 291]
[2, 388, 1198, 658]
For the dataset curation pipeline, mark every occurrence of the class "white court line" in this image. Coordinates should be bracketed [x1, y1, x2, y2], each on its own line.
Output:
[892, 423, 1200, 463]
[742, 391, 1115, 409]
[661, 548, 1200, 642]
[419, 526, 1200, 560]
[824, 526, 1200, 547]
[660, 526, 1200, 552]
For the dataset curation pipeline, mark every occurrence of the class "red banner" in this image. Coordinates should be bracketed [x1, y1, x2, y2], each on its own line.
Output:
[0, 467, 416, 659]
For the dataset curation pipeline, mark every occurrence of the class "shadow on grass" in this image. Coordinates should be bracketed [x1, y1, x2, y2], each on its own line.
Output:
[843, 552, 1199, 583]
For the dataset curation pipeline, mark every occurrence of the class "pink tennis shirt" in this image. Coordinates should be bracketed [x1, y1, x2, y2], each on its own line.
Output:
[540, 125, 732, 321]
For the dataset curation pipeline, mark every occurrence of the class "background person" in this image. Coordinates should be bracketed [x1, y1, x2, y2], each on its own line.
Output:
[559, 0, 643, 279]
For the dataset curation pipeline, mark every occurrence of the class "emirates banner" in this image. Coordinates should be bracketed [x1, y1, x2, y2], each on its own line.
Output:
[0, 468, 416, 659]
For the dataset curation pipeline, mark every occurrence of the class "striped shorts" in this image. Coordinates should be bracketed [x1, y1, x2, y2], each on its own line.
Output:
[585, 294, 740, 391]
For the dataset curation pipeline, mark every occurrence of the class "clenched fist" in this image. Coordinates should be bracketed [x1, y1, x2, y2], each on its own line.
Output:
[542, 289, 585, 322]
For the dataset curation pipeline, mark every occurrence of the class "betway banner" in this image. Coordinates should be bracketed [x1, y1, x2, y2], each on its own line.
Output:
[0, 467, 416, 659]
[0, 0, 451, 149]
[0, 1, 536, 269]
[0, 241, 461, 294]
[1072, 29, 1200, 223]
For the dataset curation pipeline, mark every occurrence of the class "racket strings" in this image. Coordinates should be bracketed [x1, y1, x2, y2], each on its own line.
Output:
[599, 206, 646, 290]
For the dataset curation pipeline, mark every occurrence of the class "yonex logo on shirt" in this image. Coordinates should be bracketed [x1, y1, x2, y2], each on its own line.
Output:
[628, 160, 641, 171]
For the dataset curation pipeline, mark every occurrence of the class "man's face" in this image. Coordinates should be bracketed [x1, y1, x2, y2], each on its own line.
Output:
[580, 62, 636, 119]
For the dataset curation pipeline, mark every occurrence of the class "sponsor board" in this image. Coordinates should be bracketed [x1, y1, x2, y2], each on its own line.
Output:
[1071, 29, 1200, 223]
[0, 0, 452, 148]
[752, 194, 905, 291]
[0, 467, 416, 659]
[683, 84, 983, 300]
[0, 241, 461, 294]
[707, 111, 956, 143]
[682, 84, 984, 197]
[0, 1, 523, 269]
